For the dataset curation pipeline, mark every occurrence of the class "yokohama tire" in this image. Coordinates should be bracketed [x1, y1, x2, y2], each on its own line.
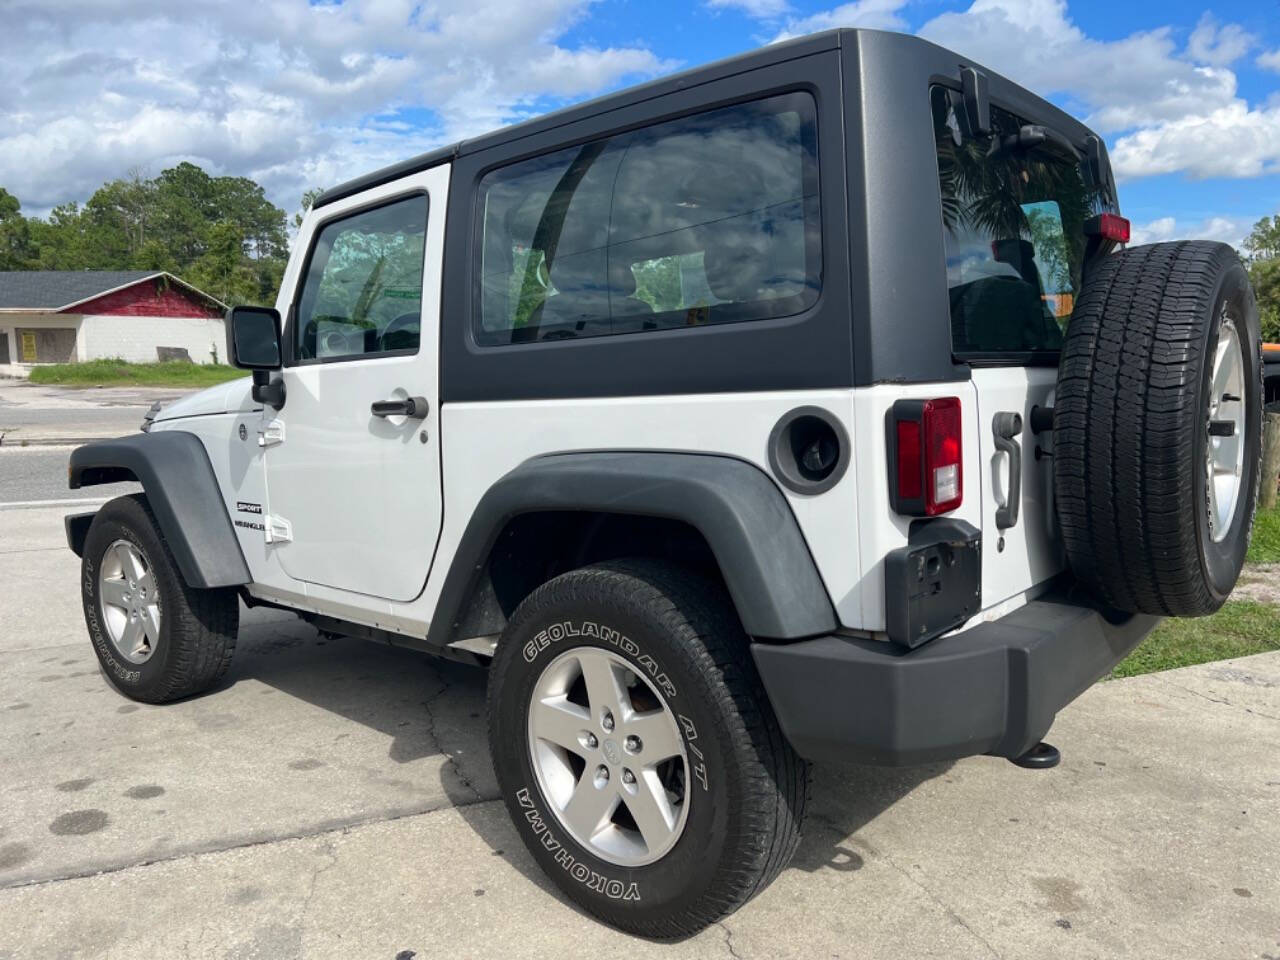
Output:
[1055, 241, 1263, 616]
[487, 560, 809, 938]
[81, 494, 239, 702]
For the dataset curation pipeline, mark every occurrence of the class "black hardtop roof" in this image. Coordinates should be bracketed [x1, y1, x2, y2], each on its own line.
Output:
[313, 27, 1102, 211]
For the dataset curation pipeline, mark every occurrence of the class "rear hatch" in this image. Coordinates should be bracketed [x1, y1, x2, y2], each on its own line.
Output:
[929, 84, 1120, 613]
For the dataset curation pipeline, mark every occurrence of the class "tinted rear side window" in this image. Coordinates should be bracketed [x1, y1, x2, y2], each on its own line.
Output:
[930, 85, 1111, 360]
[474, 92, 821, 345]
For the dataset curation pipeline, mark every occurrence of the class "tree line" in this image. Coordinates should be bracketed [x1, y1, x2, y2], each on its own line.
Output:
[1244, 216, 1280, 343]
[0, 163, 312, 308]
[1, 160, 1278, 341]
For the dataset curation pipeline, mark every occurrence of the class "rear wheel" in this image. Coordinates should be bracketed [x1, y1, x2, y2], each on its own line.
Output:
[81, 494, 238, 702]
[487, 560, 808, 938]
[1054, 241, 1263, 615]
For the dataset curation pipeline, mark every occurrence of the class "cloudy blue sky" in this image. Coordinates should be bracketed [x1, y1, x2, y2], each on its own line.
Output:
[2, 0, 1277, 247]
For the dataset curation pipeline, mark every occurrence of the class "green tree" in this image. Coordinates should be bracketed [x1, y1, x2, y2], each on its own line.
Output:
[1250, 258, 1280, 343]
[1245, 216, 1280, 263]
[294, 187, 324, 230]
[0, 162, 291, 307]
[188, 220, 262, 306]
[0, 187, 36, 269]
[1245, 215, 1280, 343]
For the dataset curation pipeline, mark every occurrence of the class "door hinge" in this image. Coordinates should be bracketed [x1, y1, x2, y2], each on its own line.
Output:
[264, 514, 293, 544]
[258, 419, 285, 447]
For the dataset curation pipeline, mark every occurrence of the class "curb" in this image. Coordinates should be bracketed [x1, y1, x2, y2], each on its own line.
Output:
[0, 436, 116, 449]
[0, 497, 112, 511]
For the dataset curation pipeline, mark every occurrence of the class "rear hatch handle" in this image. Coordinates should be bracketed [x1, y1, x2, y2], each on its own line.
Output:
[993, 412, 1023, 530]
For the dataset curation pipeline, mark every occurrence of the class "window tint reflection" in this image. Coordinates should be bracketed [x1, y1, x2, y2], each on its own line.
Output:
[931, 85, 1112, 358]
[475, 93, 821, 344]
[294, 195, 427, 362]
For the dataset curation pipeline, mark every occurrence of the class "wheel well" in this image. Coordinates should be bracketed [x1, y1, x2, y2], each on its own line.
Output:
[448, 511, 727, 644]
[75, 465, 138, 487]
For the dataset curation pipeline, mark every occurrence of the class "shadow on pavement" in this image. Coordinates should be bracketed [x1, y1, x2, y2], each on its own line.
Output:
[220, 611, 948, 910]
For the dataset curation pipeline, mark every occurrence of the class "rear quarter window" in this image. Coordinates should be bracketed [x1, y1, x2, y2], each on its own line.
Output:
[473, 92, 821, 345]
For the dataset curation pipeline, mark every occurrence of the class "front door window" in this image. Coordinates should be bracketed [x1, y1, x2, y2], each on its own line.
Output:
[292, 194, 428, 362]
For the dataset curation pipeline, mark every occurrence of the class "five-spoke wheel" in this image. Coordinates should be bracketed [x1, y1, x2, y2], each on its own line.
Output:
[1206, 311, 1247, 543]
[526, 647, 688, 866]
[81, 494, 238, 702]
[98, 539, 161, 664]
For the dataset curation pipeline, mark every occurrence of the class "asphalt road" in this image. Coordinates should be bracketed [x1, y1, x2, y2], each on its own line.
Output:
[0, 447, 139, 504]
[1, 503, 1278, 958]
[0, 379, 182, 446]
[0, 379, 162, 505]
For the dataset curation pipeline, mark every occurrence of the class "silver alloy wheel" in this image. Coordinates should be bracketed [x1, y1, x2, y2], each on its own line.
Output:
[526, 647, 689, 867]
[98, 539, 161, 664]
[1206, 313, 1247, 543]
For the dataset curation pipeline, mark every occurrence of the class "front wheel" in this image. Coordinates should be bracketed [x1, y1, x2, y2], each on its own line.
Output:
[487, 560, 809, 938]
[81, 494, 239, 703]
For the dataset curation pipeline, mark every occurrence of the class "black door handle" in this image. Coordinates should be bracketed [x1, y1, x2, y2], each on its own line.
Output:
[371, 396, 429, 419]
[993, 411, 1023, 530]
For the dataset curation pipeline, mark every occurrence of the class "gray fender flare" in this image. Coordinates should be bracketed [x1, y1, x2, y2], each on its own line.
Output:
[68, 432, 250, 589]
[426, 452, 836, 645]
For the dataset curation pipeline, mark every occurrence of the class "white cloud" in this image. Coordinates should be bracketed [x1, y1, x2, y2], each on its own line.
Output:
[735, 0, 1279, 183]
[912, 0, 1278, 181]
[1186, 13, 1255, 66]
[916, 0, 1240, 133]
[1111, 102, 1280, 180]
[1129, 214, 1255, 251]
[771, 0, 909, 42]
[706, 0, 792, 17]
[0, 0, 677, 216]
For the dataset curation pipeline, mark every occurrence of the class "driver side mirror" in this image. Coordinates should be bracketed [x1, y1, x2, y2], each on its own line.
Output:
[227, 306, 282, 370]
[226, 306, 286, 409]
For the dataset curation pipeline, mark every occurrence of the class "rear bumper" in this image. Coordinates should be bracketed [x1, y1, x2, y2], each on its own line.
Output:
[752, 591, 1158, 766]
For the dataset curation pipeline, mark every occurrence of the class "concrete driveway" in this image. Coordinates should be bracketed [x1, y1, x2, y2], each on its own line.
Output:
[1, 503, 1277, 959]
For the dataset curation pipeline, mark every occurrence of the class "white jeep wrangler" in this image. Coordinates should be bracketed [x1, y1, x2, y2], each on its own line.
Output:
[65, 29, 1263, 937]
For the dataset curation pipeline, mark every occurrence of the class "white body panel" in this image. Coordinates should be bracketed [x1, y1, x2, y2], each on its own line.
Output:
[847, 383, 986, 629]
[154, 377, 256, 421]
[968, 368, 1063, 608]
[243, 389, 867, 635]
[237, 380, 1031, 640]
[260, 166, 448, 603]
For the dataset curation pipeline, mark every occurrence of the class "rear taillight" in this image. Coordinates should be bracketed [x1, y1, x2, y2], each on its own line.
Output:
[888, 397, 963, 516]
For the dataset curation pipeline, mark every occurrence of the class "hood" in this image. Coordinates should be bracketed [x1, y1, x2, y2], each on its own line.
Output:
[151, 377, 255, 424]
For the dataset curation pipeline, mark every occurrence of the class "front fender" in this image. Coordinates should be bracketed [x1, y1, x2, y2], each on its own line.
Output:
[427, 452, 837, 644]
[68, 432, 250, 589]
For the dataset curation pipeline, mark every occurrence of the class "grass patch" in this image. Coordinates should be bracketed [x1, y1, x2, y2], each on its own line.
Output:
[1247, 507, 1280, 565]
[1111, 599, 1280, 678]
[27, 358, 246, 389]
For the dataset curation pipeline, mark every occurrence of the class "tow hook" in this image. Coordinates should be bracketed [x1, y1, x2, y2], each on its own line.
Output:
[1010, 741, 1061, 769]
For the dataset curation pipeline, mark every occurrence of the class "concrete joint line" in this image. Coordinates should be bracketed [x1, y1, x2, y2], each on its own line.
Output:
[0, 794, 504, 893]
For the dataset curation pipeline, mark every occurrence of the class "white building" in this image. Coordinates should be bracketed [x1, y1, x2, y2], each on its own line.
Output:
[0, 271, 227, 369]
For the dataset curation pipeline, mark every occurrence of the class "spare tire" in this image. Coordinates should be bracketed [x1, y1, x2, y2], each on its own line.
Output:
[1054, 241, 1262, 616]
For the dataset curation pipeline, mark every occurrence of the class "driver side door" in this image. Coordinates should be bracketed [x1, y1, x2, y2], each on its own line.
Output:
[263, 168, 447, 602]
